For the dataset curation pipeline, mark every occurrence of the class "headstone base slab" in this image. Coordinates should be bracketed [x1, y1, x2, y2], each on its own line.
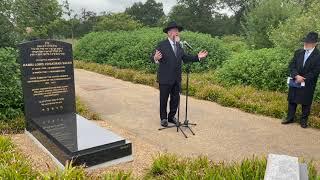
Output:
[26, 113, 132, 168]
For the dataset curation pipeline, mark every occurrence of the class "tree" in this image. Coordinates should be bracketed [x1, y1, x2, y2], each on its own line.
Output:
[241, 0, 301, 49]
[49, 4, 99, 39]
[75, 8, 98, 37]
[93, 13, 143, 32]
[47, 19, 71, 39]
[125, 0, 165, 27]
[168, 0, 235, 36]
[269, 0, 320, 50]
[62, 0, 77, 40]
[0, 0, 17, 47]
[13, 0, 62, 39]
[218, 0, 258, 34]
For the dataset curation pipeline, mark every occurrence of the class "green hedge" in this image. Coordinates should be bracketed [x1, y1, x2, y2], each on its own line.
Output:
[0, 48, 23, 120]
[74, 28, 229, 73]
[221, 35, 249, 54]
[215, 47, 320, 101]
[215, 48, 292, 92]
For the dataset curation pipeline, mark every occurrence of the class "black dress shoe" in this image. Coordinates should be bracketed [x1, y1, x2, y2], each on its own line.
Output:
[281, 118, 294, 124]
[168, 117, 178, 124]
[301, 119, 308, 128]
[161, 119, 168, 127]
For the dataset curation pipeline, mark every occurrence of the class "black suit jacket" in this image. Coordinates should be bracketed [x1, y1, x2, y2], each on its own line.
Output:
[288, 48, 320, 105]
[151, 39, 199, 85]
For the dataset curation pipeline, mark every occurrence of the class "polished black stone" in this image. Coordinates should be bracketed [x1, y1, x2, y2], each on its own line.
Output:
[19, 40, 132, 167]
[19, 40, 75, 120]
[28, 113, 132, 166]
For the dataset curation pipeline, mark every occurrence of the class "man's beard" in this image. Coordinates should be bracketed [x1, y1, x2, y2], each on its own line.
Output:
[174, 35, 180, 43]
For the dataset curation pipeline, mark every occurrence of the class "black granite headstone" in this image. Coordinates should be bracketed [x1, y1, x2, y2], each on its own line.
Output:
[19, 40, 132, 167]
[19, 40, 75, 119]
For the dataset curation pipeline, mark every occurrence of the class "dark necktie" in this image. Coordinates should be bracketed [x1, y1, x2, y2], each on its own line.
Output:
[173, 42, 178, 57]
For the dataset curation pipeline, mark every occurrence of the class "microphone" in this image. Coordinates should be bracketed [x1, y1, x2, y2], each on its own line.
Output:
[182, 41, 193, 49]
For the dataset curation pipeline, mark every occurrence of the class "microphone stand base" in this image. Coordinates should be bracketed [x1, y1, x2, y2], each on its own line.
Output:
[181, 120, 196, 136]
[158, 122, 189, 138]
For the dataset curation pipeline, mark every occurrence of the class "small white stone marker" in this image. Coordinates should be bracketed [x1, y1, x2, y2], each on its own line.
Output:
[264, 154, 300, 180]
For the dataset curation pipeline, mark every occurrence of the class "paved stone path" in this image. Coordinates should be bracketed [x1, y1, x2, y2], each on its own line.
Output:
[75, 69, 320, 165]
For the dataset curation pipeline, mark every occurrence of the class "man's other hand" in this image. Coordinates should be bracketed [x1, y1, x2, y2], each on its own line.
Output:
[295, 75, 306, 83]
[198, 50, 208, 60]
[154, 50, 163, 61]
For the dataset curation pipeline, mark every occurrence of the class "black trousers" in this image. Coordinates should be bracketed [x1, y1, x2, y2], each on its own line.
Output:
[287, 102, 311, 121]
[159, 81, 181, 120]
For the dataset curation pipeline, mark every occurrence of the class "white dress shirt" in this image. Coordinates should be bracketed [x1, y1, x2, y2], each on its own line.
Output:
[303, 48, 314, 67]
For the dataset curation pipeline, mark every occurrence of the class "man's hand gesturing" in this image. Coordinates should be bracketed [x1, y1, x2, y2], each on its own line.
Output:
[154, 50, 163, 61]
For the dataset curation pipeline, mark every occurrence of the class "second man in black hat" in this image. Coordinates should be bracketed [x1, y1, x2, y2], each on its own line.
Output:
[282, 32, 320, 128]
[151, 21, 208, 127]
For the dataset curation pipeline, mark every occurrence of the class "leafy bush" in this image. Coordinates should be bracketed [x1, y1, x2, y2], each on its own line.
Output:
[0, 48, 23, 120]
[74, 28, 229, 73]
[221, 35, 249, 53]
[180, 31, 230, 72]
[215, 48, 291, 92]
[269, 1, 320, 51]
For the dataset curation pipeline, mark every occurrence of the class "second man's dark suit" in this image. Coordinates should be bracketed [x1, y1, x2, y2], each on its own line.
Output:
[287, 48, 320, 121]
[152, 39, 199, 120]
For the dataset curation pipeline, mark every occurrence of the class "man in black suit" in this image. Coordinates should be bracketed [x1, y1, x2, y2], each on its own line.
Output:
[282, 32, 320, 128]
[151, 21, 208, 127]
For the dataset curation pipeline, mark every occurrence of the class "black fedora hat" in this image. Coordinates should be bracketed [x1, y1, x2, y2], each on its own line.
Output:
[303, 32, 319, 43]
[163, 21, 183, 33]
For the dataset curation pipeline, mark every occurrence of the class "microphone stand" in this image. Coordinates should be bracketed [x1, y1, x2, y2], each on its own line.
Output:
[180, 44, 196, 136]
[181, 63, 196, 135]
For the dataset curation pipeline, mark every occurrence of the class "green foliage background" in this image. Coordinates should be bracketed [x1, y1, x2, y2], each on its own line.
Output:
[74, 28, 229, 73]
[269, 0, 320, 51]
[93, 13, 143, 32]
[215, 48, 291, 91]
[0, 48, 23, 120]
[241, 0, 301, 49]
